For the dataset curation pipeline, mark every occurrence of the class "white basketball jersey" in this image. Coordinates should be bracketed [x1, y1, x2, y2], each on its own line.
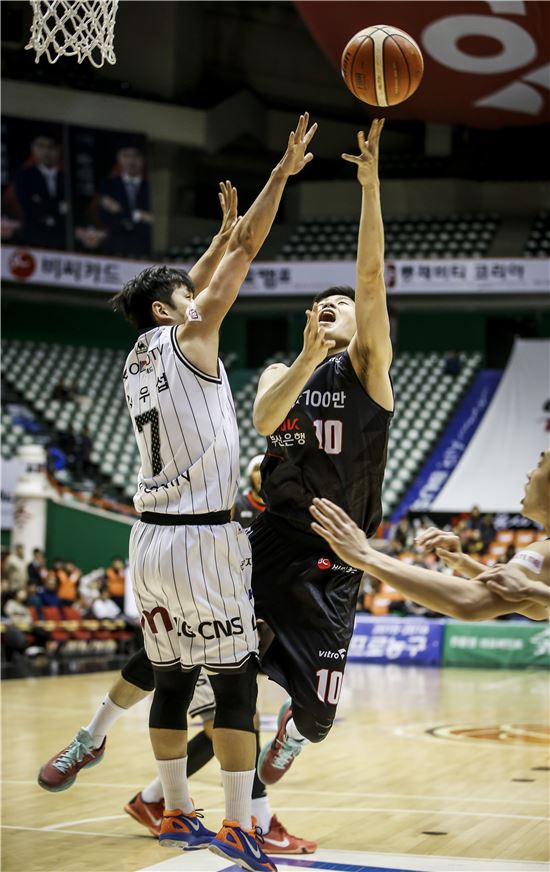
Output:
[124, 325, 240, 514]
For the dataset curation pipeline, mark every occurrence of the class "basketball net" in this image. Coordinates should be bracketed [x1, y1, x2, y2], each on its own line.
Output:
[25, 0, 119, 69]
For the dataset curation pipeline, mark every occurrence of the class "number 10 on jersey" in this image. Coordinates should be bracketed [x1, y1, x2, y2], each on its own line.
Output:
[313, 419, 343, 455]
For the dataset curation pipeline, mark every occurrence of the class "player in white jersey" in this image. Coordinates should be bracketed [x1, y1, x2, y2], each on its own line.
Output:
[109, 112, 317, 872]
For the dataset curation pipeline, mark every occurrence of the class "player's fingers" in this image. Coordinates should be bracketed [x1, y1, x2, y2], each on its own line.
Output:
[358, 130, 366, 151]
[435, 548, 456, 563]
[305, 121, 318, 145]
[288, 130, 295, 147]
[314, 497, 351, 528]
[341, 154, 360, 164]
[310, 520, 333, 542]
[303, 152, 314, 165]
[324, 339, 336, 348]
[309, 504, 339, 536]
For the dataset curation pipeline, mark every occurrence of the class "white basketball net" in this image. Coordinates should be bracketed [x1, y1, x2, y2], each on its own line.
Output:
[26, 0, 119, 68]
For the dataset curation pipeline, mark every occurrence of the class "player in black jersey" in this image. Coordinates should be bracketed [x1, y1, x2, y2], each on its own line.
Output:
[249, 119, 394, 785]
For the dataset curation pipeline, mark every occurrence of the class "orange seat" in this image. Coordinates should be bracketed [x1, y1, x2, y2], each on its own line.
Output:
[489, 543, 506, 557]
[495, 530, 514, 544]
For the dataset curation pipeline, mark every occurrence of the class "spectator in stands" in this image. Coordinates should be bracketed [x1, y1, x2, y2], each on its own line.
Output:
[106, 557, 125, 611]
[52, 380, 72, 402]
[479, 513, 496, 553]
[3, 588, 33, 622]
[464, 528, 484, 558]
[4, 544, 27, 591]
[444, 350, 461, 376]
[389, 516, 414, 553]
[74, 427, 93, 479]
[1, 579, 12, 613]
[98, 144, 152, 257]
[467, 506, 483, 532]
[27, 549, 47, 586]
[54, 559, 79, 606]
[38, 573, 65, 612]
[91, 586, 122, 620]
[233, 455, 265, 527]
[15, 133, 67, 250]
[25, 581, 45, 619]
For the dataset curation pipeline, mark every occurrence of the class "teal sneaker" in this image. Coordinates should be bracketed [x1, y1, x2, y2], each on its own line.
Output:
[257, 699, 306, 785]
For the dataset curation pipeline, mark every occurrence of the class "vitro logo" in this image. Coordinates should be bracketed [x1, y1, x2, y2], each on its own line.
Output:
[421, 2, 549, 116]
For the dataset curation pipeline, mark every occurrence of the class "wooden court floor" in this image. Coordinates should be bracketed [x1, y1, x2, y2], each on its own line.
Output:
[1, 662, 549, 872]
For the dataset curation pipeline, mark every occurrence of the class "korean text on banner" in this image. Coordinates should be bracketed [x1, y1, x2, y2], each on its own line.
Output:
[443, 621, 550, 669]
[348, 616, 444, 665]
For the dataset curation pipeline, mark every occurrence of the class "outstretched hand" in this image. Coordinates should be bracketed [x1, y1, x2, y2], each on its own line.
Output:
[310, 497, 370, 570]
[302, 302, 336, 366]
[342, 118, 384, 186]
[217, 180, 239, 237]
[416, 526, 463, 570]
[279, 112, 318, 177]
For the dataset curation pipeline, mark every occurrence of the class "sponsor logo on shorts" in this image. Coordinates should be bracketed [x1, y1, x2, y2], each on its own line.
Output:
[240, 556, 252, 570]
[319, 648, 347, 660]
[174, 616, 244, 640]
[317, 557, 356, 573]
[141, 606, 173, 634]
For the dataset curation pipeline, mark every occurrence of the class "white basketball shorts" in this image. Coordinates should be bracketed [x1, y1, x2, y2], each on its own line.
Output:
[188, 670, 216, 720]
[129, 519, 258, 672]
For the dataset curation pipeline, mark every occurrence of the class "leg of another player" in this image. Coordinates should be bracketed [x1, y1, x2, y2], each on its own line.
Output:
[37, 648, 154, 792]
[150, 665, 215, 850]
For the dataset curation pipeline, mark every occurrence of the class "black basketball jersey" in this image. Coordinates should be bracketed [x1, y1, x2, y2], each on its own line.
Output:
[260, 350, 392, 542]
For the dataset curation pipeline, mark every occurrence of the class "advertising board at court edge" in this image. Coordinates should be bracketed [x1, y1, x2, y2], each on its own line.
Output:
[3, 246, 549, 296]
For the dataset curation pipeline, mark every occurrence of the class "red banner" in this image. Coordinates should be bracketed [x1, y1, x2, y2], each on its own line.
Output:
[296, 1, 550, 127]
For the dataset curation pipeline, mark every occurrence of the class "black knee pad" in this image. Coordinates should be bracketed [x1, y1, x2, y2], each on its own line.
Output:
[149, 666, 200, 730]
[292, 702, 334, 743]
[121, 647, 155, 692]
[210, 659, 258, 733]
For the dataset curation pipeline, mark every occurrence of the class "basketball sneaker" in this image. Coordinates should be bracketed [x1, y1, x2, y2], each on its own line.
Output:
[159, 807, 215, 850]
[262, 814, 317, 854]
[37, 728, 106, 792]
[258, 699, 305, 785]
[209, 818, 277, 871]
[124, 792, 165, 837]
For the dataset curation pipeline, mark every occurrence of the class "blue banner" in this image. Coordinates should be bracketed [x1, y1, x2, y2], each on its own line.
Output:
[392, 370, 502, 520]
[348, 616, 444, 665]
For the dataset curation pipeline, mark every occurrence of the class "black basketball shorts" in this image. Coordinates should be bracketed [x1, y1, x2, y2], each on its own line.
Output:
[249, 512, 362, 727]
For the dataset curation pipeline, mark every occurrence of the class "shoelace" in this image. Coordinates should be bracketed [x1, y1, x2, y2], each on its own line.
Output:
[271, 736, 302, 770]
[254, 825, 265, 845]
[52, 736, 91, 773]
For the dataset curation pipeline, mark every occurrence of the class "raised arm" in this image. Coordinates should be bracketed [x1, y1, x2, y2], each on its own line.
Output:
[176, 113, 317, 374]
[187, 181, 239, 293]
[344, 119, 393, 411]
[309, 498, 548, 621]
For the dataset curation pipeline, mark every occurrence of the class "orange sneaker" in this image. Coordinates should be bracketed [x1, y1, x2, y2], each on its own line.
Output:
[124, 792, 165, 837]
[262, 814, 316, 854]
[159, 807, 214, 850]
[209, 818, 277, 870]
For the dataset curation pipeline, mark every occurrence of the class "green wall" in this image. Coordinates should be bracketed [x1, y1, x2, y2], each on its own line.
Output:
[46, 501, 133, 572]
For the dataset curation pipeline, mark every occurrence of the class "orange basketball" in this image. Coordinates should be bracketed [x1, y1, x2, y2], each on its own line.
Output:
[341, 25, 424, 107]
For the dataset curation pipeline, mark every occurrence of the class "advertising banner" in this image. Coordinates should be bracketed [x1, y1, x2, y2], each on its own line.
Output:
[296, 1, 550, 128]
[3, 246, 549, 297]
[348, 615, 444, 664]
[443, 621, 550, 668]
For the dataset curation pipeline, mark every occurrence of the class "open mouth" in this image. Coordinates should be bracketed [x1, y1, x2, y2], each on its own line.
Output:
[319, 309, 336, 324]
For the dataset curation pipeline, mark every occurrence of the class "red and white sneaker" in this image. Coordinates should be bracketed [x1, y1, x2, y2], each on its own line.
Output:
[262, 815, 317, 855]
[258, 699, 305, 786]
[124, 792, 165, 837]
[37, 728, 106, 792]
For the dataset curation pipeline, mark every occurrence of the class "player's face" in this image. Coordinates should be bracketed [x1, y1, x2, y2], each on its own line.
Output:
[316, 295, 356, 346]
[159, 284, 194, 324]
[521, 451, 550, 523]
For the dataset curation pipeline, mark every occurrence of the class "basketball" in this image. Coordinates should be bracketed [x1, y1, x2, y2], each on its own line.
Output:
[341, 25, 424, 107]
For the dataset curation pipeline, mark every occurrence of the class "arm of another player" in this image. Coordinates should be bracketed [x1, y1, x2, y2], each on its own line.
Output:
[187, 113, 317, 333]
[309, 498, 548, 621]
[416, 526, 488, 578]
[477, 542, 550, 608]
[344, 119, 393, 412]
[187, 181, 239, 293]
[253, 302, 335, 436]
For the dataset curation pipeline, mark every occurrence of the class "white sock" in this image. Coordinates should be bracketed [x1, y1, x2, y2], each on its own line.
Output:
[156, 757, 193, 814]
[141, 776, 164, 803]
[285, 717, 309, 744]
[251, 795, 272, 835]
[83, 694, 126, 749]
[221, 769, 255, 831]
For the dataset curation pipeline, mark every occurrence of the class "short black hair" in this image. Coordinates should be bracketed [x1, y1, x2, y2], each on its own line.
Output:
[314, 285, 355, 304]
[111, 266, 194, 330]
